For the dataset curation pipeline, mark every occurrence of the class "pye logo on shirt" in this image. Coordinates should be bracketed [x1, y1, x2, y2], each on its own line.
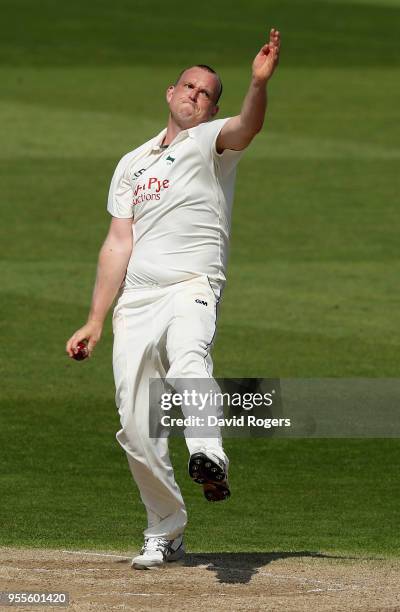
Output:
[195, 298, 208, 307]
[132, 176, 170, 206]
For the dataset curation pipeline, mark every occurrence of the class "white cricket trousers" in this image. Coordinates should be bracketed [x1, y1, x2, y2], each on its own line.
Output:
[112, 275, 228, 540]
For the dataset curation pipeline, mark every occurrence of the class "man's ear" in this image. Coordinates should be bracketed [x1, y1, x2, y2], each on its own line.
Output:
[211, 104, 219, 117]
[166, 85, 175, 104]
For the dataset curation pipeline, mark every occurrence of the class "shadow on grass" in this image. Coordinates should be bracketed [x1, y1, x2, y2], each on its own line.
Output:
[182, 551, 353, 584]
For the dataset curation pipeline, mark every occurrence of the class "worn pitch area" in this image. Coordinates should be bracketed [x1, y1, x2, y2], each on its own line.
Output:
[1, 547, 399, 611]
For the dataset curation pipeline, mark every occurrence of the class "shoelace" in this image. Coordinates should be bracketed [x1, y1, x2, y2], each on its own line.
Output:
[142, 536, 170, 554]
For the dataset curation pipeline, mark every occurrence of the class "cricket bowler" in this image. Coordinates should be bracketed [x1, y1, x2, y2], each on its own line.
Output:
[66, 28, 280, 568]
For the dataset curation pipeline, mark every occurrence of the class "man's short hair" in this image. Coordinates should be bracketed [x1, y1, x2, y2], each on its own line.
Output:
[174, 64, 223, 104]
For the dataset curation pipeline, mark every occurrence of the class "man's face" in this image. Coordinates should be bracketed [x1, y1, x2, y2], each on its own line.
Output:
[166, 67, 220, 129]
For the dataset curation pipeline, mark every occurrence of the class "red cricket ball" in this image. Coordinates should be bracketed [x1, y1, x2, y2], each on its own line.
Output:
[72, 341, 89, 361]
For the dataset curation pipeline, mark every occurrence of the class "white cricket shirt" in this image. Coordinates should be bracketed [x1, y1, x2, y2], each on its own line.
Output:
[107, 117, 244, 297]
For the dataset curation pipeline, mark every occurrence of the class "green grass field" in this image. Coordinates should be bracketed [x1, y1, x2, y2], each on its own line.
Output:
[1, 0, 400, 557]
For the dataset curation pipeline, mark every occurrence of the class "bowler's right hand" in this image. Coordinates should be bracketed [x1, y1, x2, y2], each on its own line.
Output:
[66, 320, 103, 358]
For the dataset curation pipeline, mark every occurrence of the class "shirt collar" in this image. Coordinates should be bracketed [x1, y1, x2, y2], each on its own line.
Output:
[150, 128, 167, 152]
[150, 127, 189, 152]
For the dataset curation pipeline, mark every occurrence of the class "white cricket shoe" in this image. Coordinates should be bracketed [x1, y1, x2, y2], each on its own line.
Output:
[131, 535, 185, 569]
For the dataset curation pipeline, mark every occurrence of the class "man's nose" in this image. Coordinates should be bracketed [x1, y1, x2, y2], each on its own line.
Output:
[189, 88, 198, 101]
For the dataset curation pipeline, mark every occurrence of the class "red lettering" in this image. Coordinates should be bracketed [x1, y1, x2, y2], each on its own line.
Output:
[132, 176, 169, 205]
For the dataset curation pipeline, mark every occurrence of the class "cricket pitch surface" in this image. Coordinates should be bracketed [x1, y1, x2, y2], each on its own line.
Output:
[1, 547, 399, 611]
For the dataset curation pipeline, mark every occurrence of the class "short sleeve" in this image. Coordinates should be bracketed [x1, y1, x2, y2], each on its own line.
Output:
[107, 154, 134, 218]
[191, 117, 245, 178]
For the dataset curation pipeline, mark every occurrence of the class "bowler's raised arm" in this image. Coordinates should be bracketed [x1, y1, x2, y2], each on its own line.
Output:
[216, 28, 281, 153]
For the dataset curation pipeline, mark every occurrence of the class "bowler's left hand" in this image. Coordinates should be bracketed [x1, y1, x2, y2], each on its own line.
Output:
[252, 28, 281, 83]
